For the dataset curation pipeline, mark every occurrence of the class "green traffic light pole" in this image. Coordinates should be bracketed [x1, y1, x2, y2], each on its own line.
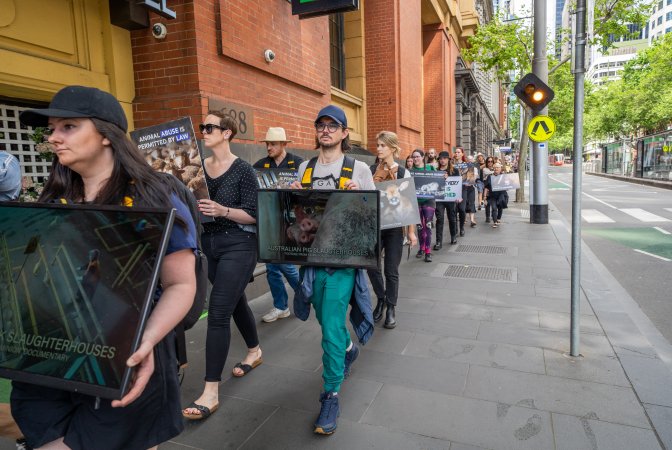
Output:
[570, 0, 587, 357]
[531, 0, 548, 224]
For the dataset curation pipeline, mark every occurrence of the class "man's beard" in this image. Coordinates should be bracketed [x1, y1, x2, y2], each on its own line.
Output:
[319, 139, 340, 150]
[428, 156, 436, 162]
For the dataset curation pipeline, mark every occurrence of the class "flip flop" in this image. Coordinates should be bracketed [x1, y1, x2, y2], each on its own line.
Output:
[232, 357, 263, 377]
[182, 402, 219, 420]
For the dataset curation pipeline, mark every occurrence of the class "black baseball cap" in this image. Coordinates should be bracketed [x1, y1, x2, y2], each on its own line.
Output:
[20, 86, 128, 132]
[438, 151, 450, 159]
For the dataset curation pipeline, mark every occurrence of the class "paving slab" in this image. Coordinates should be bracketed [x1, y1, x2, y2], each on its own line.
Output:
[543, 349, 630, 387]
[463, 365, 651, 429]
[476, 322, 615, 356]
[345, 347, 469, 396]
[361, 384, 555, 450]
[538, 310, 603, 335]
[617, 354, 672, 407]
[643, 404, 672, 449]
[402, 333, 546, 374]
[393, 310, 480, 339]
[239, 407, 452, 450]
[552, 412, 661, 450]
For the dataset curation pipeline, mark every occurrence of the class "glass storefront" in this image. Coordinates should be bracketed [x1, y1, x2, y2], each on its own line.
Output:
[641, 131, 672, 181]
[603, 140, 634, 176]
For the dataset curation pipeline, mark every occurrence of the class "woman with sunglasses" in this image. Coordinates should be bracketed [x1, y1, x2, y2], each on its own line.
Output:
[410, 149, 436, 262]
[16, 86, 197, 450]
[182, 112, 262, 421]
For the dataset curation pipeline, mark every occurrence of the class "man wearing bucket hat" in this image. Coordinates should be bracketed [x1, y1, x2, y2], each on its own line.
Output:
[253, 128, 303, 323]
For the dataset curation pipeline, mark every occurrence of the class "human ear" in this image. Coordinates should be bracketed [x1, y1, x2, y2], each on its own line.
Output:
[102, 137, 111, 147]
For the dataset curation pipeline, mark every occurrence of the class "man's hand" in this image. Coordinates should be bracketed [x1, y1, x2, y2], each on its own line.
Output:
[344, 180, 359, 190]
[408, 232, 418, 247]
[111, 340, 155, 408]
[289, 181, 303, 189]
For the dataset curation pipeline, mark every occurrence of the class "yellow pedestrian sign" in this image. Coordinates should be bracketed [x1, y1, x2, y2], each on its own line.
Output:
[527, 115, 556, 142]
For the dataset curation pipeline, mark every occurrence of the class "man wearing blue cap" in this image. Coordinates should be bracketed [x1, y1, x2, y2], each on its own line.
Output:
[291, 105, 375, 435]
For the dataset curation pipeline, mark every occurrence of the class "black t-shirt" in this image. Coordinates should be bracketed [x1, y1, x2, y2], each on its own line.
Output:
[203, 158, 258, 233]
[252, 152, 304, 169]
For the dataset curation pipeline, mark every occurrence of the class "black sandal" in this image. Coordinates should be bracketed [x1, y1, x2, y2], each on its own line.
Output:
[232, 357, 263, 377]
[182, 402, 219, 420]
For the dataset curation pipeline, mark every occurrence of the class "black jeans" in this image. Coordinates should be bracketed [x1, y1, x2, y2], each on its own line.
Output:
[485, 194, 494, 220]
[367, 227, 403, 306]
[202, 229, 259, 382]
[435, 201, 458, 243]
[491, 193, 504, 221]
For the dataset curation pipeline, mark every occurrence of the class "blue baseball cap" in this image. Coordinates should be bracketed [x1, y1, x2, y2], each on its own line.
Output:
[315, 105, 347, 128]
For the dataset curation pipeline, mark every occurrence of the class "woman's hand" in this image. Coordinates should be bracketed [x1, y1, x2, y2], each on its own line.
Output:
[197, 199, 225, 217]
[111, 339, 155, 408]
[408, 231, 418, 247]
[289, 181, 304, 189]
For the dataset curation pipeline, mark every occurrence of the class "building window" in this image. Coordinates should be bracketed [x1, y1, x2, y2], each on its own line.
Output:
[667, 11, 672, 20]
[651, 20, 656, 29]
[658, 16, 663, 25]
[666, 27, 672, 33]
[329, 13, 346, 91]
[658, 0, 663, 8]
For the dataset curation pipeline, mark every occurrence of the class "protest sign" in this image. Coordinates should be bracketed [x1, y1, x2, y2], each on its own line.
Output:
[130, 117, 212, 222]
[456, 163, 477, 187]
[375, 178, 421, 229]
[411, 171, 446, 199]
[255, 169, 298, 189]
[0, 202, 173, 399]
[257, 189, 380, 270]
[491, 173, 521, 191]
[436, 176, 463, 202]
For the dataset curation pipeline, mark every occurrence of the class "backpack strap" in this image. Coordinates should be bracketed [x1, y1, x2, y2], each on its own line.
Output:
[301, 155, 356, 190]
[397, 166, 406, 179]
[338, 156, 355, 190]
[300, 156, 318, 188]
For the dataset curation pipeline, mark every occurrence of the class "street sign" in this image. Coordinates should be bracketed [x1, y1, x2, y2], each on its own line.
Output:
[527, 115, 556, 142]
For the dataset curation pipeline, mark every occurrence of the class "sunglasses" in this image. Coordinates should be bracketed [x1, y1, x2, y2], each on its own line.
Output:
[315, 122, 342, 133]
[199, 123, 227, 134]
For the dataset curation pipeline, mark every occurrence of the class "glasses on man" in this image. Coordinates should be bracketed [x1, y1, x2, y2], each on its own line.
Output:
[199, 123, 227, 134]
[315, 122, 342, 133]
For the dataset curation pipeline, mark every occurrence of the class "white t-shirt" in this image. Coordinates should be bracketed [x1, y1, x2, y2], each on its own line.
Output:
[298, 155, 376, 190]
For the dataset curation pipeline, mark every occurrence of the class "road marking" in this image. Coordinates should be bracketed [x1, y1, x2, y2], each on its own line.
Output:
[634, 249, 671, 262]
[654, 227, 671, 235]
[582, 209, 615, 223]
[548, 175, 618, 209]
[520, 209, 530, 218]
[620, 208, 670, 223]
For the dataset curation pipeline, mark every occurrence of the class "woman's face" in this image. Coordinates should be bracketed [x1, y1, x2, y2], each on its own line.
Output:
[377, 140, 393, 161]
[202, 114, 229, 147]
[46, 118, 110, 172]
[412, 152, 424, 168]
[477, 155, 485, 164]
[454, 148, 463, 160]
[486, 159, 494, 167]
[406, 157, 413, 167]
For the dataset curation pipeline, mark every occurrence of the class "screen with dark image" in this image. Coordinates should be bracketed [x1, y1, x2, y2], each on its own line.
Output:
[257, 189, 380, 270]
[0, 203, 174, 399]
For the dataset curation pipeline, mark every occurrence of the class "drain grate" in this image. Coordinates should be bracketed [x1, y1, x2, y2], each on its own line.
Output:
[455, 245, 509, 255]
[443, 264, 517, 282]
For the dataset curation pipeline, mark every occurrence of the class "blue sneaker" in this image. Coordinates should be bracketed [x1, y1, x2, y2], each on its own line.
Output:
[343, 343, 359, 379]
[314, 392, 340, 435]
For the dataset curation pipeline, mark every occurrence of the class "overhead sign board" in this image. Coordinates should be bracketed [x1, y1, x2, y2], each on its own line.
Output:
[527, 115, 556, 142]
[291, 0, 360, 18]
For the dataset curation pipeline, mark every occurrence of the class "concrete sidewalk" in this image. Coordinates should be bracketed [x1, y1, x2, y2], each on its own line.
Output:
[161, 201, 672, 450]
[2, 200, 667, 449]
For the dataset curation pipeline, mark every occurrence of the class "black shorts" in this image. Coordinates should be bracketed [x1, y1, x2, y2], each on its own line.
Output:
[11, 333, 183, 450]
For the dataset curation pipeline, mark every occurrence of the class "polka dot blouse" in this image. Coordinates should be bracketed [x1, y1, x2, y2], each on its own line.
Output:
[203, 158, 258, 233]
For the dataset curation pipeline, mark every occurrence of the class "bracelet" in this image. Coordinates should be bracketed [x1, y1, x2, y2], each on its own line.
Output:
[224, 207, 230, 218]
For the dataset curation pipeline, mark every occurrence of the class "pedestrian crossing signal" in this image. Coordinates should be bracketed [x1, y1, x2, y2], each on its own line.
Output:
[513, 73, 554, 112]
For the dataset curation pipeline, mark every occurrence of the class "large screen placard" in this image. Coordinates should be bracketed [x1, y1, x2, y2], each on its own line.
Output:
[257, 189, 380, 270]
[0, 203, 174, 399]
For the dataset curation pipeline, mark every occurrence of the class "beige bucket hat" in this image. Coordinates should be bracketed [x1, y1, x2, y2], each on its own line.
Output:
[260, 127, 292, 143]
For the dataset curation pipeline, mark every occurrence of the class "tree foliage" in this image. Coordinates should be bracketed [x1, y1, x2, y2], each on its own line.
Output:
[586, 33, 672, 139]
[591, 0, 653, 50]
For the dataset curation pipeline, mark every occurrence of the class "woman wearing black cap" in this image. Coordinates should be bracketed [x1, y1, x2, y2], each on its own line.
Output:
[434, 151, 460, 249]
[16, 85, 197, 450]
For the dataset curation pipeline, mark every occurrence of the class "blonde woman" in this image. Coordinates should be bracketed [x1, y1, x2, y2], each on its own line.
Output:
[369, 131, 417, 328]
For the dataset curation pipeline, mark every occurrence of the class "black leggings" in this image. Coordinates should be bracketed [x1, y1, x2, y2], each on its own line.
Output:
[367, 227, 404, 306]
[202, 229, 259, 382]
[435, 201, 458, 243]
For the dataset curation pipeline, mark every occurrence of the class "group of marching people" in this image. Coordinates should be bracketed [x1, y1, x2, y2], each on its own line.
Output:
[403, 147, 513, 263]
[3, 84, 515, 449]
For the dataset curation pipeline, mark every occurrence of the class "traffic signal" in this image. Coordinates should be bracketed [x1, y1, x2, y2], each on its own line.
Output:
[513, 73, 554, 112]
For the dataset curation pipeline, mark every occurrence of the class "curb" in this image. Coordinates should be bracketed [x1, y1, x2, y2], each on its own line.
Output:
[587, 172, 672, 190]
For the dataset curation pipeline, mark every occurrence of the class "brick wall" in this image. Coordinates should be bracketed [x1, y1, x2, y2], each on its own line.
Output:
[131, 0, 330, 150]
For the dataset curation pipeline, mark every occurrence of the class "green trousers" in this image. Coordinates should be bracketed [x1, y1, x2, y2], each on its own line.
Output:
[311, 268, 355, 393]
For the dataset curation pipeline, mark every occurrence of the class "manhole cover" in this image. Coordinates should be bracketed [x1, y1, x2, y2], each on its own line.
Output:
[456, 245, 509, 255]
[443, 264, 517, 282]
